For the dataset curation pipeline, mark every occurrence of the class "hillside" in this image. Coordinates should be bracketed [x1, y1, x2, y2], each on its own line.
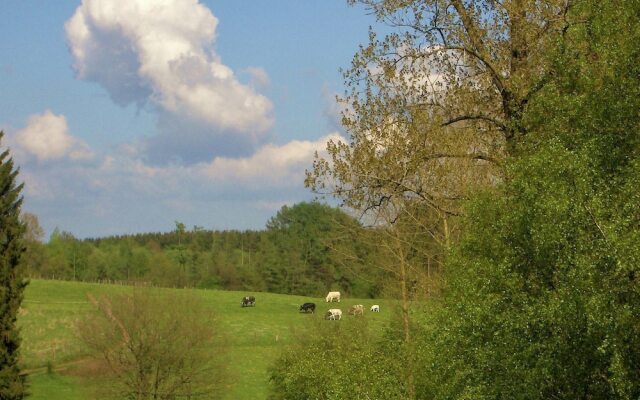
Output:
[19, 279, 392, 399]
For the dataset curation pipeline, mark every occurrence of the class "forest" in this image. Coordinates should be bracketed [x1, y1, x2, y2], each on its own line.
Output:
[19, 202, 389, 298]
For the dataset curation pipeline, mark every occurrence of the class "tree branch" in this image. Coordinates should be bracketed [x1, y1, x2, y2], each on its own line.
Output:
[442, 114, 508, 132]
[449, 1, 506, 96]
[423, 152, 502, 166]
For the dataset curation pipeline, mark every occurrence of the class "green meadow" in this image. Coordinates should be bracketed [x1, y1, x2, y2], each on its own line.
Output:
[19, 279, 391, 399]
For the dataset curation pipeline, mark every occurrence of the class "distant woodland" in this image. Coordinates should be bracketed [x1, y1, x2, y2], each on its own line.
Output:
[20, 202, 389, 298]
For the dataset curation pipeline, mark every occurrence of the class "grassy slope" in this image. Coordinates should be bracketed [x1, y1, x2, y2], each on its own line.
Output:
[19, 279, 391, 400]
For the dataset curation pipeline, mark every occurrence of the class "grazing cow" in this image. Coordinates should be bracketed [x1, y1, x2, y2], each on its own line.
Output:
[325, 309, 342, 320]
[241, 295, 256, 307]
[370, 305, 380, 312]
[325, 291, 341, 302]
[299, 302, 316, 313]
[348, 304, 364, 316]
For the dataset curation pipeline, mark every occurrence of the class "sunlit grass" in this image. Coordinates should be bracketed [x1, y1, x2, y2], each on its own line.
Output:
[20, 279, 392, 399]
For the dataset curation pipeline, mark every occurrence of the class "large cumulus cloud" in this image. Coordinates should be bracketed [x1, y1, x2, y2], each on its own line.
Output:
[65, 0, 274, 163]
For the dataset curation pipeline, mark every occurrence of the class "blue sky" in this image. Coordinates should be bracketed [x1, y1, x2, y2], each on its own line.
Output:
[0, 1, 380, 238]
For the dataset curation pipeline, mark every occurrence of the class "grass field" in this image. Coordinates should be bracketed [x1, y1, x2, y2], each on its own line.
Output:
[19, 279, 391, 399]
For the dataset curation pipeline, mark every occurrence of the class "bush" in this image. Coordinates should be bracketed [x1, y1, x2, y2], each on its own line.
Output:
[78, 289, 228, 399]
[269, 317, 409, 400]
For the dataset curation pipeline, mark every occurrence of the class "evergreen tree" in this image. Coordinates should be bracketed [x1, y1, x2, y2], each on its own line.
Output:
[0, 132, 27, 399]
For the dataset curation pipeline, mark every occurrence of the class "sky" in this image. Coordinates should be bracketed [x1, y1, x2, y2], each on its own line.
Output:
[0, 0, 381, 239]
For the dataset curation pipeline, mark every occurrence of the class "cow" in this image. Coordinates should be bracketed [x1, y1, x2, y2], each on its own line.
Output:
[325, 308, 342, 320]
[370, 304, 380, 312]
[325, 291, 341, 302]
[241, 295, 256, 307]
[299, 302, 316, 313]
[348, 304, 364, 316]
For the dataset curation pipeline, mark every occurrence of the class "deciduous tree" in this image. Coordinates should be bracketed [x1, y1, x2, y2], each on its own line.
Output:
[306, 0, 575, 241]
[19, 212, 46, 278]
[416, 1, 640, 397]
[78, 289, 228, 400]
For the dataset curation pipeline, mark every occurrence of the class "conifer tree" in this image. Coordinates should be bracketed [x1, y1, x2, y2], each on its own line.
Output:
[0, 131, 27, 399]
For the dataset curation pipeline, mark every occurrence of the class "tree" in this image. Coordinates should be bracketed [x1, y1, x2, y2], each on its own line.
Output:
[173, 221, 189, 286]
[0, 132, 27, 399]
[296, 1, 640, 399]
[305, 0, 576, 257]
[264, 202, 378, 297]
[20, 212, 44, 243]
[417, 145, 640, 399]
[45, 229, 87, 280]
[78, 289, 228, 400]
[415, 1, 640, 397]
[20, 212, 46, 278]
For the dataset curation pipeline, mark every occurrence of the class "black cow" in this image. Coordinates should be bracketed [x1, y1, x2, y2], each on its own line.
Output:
[299, 302, 316, 313]
[241, 295, 256, 307]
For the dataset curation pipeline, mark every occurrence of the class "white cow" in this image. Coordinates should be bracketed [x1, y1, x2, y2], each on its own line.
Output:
[325, 291, 341, 302]
[349, 304, 364, 316]
[325, 308, 342, 320]
[370, 305, 380, 312]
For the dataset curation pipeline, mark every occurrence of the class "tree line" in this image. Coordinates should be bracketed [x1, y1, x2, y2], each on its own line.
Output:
[20, 202, 388, 298]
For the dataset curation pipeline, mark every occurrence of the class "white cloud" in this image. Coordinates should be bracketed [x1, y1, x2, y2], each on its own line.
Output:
[16, 132, 343, 237]
[13, 110, 93, 162]
[65, 0, 274, 133]
[6, 78, 341, 236]
[200, 133, 344, 183]
[18, 130, 342, 203]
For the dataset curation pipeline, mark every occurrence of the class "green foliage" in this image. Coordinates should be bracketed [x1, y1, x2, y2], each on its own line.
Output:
[417, 140, 640, 399]
[20, 213, 46, 280]
[264, 202, 374, 296]
[23, 202, 384, 298]
[414, 2, 640, 397]
[269, 317, 409, 400]
[0, 132, 28, 399]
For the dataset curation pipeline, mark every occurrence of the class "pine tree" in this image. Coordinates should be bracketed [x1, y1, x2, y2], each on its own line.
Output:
[0, 131, 27, 399]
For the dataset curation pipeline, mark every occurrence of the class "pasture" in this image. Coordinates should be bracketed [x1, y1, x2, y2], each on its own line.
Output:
[19, 279, 392, 399]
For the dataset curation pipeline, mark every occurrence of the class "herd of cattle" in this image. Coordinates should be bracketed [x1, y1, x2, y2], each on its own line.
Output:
[241, 291, 380, 320]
